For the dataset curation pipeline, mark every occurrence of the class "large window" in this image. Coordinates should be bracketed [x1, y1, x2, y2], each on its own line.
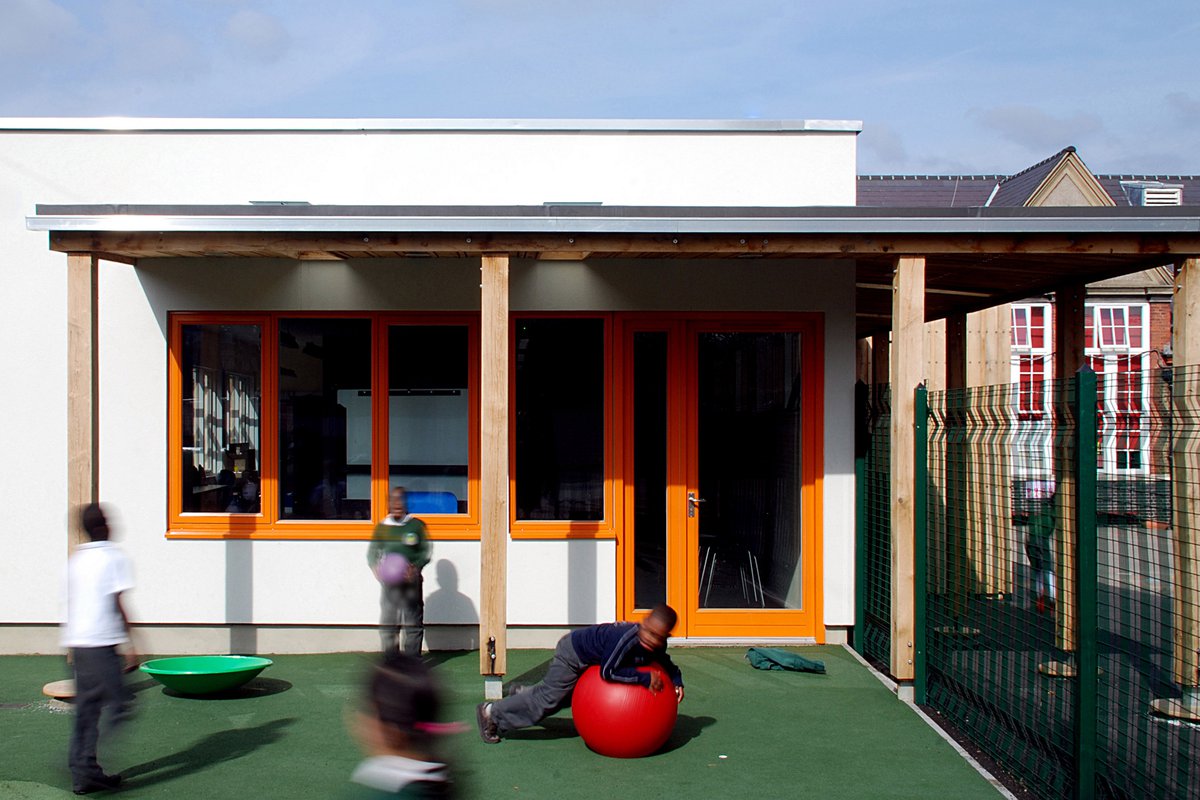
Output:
[169, 313, 478, 538]
[388, 325, 470, 514]
[514, 317, 607, 523]
[179, 324, 261, 513]
[278, 317, 372, 520]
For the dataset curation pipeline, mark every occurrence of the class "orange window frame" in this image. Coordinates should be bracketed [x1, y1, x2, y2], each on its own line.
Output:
[509, 312, 620, 540]
[613, 312, 826, 640]
[167, 311, 481, 540]
[679, 314, 825, 639]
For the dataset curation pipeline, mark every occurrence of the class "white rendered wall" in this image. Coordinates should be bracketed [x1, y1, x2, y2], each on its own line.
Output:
[2, 127, 856, 208]
[0, 122, 858, 642]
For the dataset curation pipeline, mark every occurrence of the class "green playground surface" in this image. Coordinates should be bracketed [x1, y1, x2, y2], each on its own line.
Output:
[0, 646, 1004, 799]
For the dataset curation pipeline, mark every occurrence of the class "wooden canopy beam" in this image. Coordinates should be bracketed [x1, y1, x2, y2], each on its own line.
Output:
[47, 230, 1200, 260]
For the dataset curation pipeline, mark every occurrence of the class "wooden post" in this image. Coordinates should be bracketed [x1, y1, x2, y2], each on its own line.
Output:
[856, 338, 872, 385]
[480, 254, 510, 690]
[946, 314, 967, 395]
[965, 306, 1012, 388]
[925, 320, 946, 393]
[944, 314, 970, 623]
[1154, 258, 1200, 718]
[1055, 283, 1086, 656]
[871, 331, 890, 399]
[962, 306, 1013, 598]
[891, 256, 925, 685]
[67, 253, 99, 551]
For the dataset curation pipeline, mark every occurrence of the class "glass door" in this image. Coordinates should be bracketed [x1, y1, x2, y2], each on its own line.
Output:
[621, 315, 822, 639]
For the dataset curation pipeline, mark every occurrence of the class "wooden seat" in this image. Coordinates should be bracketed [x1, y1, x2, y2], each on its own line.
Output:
[42, 679, 75, 700]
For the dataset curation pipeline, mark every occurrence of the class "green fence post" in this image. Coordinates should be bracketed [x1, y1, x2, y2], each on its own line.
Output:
[855, 380, 869, 656]
[914, 383, 928, 705]
[1073, 366, 1099, 800]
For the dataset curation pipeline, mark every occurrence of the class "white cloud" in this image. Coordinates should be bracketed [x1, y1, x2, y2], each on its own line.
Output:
[1166, 92, 1200, 125]
[0, 0, 82, 62]
[969, 105, 1104, 154]
[223, 9, 290, 65]
[859, 124, 909, 170]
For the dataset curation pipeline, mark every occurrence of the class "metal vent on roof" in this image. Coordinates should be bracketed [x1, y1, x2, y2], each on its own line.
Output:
[1121, 181, 1183, 206]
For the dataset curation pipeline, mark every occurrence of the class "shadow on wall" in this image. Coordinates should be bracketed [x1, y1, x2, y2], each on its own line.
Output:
[567, 538, 598, 624]
[225, 539, 257, 654]
[425, 559, 479, 649]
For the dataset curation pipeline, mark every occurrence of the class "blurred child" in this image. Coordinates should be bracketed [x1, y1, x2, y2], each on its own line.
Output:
[62, 502, 138, 795]
[1024, 481, 1057, 614]
[344, 653, 455, 799]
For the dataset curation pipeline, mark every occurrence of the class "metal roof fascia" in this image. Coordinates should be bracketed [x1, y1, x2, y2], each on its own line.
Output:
[0, 117, 864, 134]
[25, 213, 1200, 235]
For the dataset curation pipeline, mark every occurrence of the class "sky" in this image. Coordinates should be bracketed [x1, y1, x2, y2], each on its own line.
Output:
[2, 0, 1198, 176]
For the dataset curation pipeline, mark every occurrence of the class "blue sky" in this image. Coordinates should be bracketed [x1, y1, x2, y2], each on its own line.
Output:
[3, 0, 1198, 175]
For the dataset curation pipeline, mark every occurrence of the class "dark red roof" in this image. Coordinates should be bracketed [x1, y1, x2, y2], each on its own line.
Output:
[860, 148, 1200, 209]
[856, 175, 1000, 207]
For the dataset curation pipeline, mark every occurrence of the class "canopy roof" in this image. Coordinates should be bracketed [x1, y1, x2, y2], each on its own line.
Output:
[29, 203, 1200, 338]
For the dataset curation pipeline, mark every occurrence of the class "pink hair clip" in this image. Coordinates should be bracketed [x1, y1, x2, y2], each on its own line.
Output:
[413, 720, 469, 735]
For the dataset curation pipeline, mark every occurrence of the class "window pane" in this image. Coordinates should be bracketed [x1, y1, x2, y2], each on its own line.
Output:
[180, 324, 261, 513]
[388, 325, 470, 514]
[633, 332, 668, 609]
[279, 318, 372, 520]
[1128, 306, 1143, 348]
[515, 318, 605, 521]
[1030, 306, 1045, 349]
[698, 331, 803, 609]
[1011, 307, 1028, 347]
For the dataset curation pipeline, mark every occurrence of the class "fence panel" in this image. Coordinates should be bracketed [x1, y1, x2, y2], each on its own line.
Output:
[922, 367, 1200, 799]
[1091, 366, 1198, 800]
[860, 383, 892, 668]
[925, 379, 1078, 798]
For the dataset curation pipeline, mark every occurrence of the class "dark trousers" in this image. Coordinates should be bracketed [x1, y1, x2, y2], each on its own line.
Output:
[69, 646, 128, 787]
[488, 633, 585, 733]
[380, 577, 424, 657]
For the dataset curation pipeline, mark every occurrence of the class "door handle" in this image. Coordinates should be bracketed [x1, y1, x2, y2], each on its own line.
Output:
[687, 492, 706, 518]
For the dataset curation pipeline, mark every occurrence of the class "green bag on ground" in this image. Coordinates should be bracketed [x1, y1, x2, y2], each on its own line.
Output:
[746, 647, 826, 674]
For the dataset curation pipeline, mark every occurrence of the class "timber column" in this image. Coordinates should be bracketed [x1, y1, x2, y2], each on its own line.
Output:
[480, 254, 510, 698]
[1155, 258, 1200, 720]
[67, 253, 99, 550]
[1053, 282, 1086, 668]
[890, 255, 925, 692]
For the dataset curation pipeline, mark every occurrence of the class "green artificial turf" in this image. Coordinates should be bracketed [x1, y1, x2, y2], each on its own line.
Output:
[0, 646, 1001, 799]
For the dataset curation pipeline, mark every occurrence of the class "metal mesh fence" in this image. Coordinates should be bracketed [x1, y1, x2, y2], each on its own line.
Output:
[920, 367, 1199, 799]
[860, 383, 892, 668]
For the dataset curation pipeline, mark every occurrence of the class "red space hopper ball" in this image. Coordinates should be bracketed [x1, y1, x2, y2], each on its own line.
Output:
[571, 663, 678, 758]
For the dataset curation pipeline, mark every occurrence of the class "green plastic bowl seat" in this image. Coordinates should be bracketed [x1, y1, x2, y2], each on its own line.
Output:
[140, 655, 273, 695]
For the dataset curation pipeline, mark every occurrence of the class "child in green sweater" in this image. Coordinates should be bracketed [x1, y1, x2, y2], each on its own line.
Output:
[369, 487, 432, 656]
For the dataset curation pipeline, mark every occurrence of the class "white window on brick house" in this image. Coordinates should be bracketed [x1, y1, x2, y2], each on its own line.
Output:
[1011, 304, 1051, 419]
[1011, 303, 1054, 484]
[1086, 303, 1150, 474]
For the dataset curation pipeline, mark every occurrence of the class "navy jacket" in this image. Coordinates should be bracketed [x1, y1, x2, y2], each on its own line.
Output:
[569, 622, 684, 689]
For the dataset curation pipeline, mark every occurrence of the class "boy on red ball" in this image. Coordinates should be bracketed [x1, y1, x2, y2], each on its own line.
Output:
[476, 604, 684, 744]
